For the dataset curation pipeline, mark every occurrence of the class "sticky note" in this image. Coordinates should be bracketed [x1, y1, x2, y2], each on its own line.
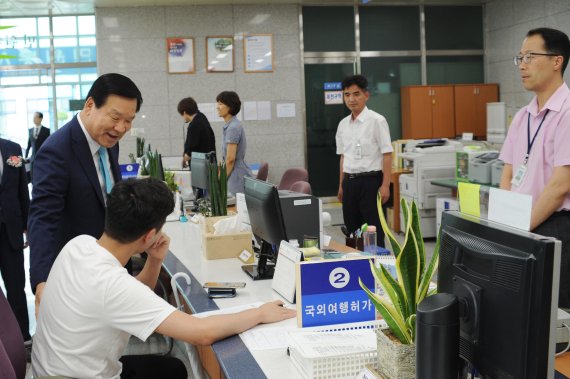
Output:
[458, 182, 481, 217]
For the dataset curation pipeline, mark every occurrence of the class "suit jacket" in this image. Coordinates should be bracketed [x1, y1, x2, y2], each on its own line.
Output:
[28, 115, 121, 289]
[26, 125, 50, 159]
[184, 112, 216, 156]
[0, 138, 30, 250]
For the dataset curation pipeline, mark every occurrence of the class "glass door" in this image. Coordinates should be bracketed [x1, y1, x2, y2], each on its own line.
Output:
[304, 63, 355, 196]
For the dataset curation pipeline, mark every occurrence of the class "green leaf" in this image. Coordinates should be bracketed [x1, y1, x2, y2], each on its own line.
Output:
[401, 197, 410, 231]
[359, 278, 412, 344]
[377, 193, 401, 257]
[410, 201, 425, 275]
[371, 260, 408, 320]
[397, 225, 421, 316]
[417, 225, 440, 304]
[406, 314, 417, 342]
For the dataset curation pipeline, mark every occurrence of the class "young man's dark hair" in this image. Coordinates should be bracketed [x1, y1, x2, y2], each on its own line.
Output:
[216, 91, 241, 115]
[341, 75, 368, 92]
[105, 178, 174, 243]
[86, 73, 144, 112]
[527, 27, 570, 74]
[177, 97, 199, 116]
[35, 112, 43, 119]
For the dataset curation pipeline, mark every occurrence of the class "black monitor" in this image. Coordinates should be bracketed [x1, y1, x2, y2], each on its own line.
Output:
[437, 211, 560, 379]
[190, 152, 215, 197]
[242, 177, 288, 280]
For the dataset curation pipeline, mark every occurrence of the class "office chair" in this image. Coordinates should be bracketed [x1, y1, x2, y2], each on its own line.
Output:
[0, 289, 26, 379]
[278, 167, 308, 190]
[290, 180, 312, 195]
[256, 162, 269, 182]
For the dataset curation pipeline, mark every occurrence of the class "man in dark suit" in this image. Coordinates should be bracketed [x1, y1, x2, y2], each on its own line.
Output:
[25, 112, 50, 183]
[0, 138, 31, 342]
[178, 97, 216, 199]
[26, 112, 50, 162]
[28, 73, 143, 312]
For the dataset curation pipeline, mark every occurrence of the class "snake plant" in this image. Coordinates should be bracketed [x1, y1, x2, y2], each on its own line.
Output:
[359, 197, 440, 344]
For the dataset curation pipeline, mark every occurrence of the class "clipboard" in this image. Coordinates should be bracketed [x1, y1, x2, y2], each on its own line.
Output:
[272, 241, 302, 303]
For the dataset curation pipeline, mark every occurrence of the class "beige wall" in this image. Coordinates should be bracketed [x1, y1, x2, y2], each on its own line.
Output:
[96, 4, 305, 184]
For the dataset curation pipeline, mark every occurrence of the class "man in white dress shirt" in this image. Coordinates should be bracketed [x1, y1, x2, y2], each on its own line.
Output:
[336, 75, 393, 246]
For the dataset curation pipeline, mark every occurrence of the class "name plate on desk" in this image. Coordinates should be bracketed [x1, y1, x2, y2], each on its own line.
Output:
[295, 257, 375, 327]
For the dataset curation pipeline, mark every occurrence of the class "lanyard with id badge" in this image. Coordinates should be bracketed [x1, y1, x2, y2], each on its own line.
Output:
[512, 109, 549, 186]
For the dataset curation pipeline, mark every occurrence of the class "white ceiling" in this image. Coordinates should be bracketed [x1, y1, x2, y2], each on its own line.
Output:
[1, 0, 484, 18]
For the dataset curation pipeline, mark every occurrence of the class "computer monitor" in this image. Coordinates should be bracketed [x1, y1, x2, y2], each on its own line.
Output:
[437, 211, 560, 379]
[190, 152, 215, 197]
[242, 177, 288, 280]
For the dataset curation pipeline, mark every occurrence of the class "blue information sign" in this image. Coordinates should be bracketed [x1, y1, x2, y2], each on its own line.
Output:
[296, 258, 375, 327]
[323, 82, 342, 91]
[120, 163, 140, 179]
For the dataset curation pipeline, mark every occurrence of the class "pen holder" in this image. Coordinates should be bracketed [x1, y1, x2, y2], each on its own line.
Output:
[345, 237, 363, 251]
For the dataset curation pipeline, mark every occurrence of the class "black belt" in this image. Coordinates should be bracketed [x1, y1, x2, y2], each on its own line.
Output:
[345, 171, 381, 180]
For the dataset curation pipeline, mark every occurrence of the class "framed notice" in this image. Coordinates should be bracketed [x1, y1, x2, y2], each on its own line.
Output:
[167, 37, 195, 74]
[206, 36, 234, 72]
[244, 34, 273, 72]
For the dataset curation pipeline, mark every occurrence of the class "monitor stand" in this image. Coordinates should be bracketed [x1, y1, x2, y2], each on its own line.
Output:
[241, 241, 275, 280]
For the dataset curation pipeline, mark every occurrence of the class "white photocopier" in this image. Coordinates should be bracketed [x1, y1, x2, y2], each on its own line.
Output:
[398, 139, 462, 238]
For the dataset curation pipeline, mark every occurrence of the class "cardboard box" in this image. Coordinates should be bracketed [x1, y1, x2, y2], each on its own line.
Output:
[200, 215, 254, 262]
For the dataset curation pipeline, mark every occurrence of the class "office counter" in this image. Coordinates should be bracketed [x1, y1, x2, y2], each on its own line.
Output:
[162, 220, 299, 379]
[161, 220, 570, 379]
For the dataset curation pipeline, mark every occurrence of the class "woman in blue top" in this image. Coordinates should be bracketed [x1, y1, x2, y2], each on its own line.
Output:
[216, 91, 253, 195]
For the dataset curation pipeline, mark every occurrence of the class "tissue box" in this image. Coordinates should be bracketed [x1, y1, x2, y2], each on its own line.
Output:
[200, 215, 254, 262]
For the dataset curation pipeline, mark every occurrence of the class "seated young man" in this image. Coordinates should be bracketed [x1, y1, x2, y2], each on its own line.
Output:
[32, 178, 295, 379]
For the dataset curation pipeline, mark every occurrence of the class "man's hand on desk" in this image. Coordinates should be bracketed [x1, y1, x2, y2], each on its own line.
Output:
[258, 300, 296, 324]
[35, 282, 46, 318]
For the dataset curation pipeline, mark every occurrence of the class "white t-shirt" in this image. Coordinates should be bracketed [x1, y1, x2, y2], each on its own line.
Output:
[32, 235, 176, 379]
[335, 106, 393, 174]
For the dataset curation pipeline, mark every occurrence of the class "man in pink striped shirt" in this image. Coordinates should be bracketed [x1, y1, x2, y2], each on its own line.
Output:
[499, 27, 570, 308]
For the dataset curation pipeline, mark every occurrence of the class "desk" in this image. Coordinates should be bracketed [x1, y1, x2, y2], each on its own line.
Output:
[162, 220, 570, 378]
[430, 178, 495, 197]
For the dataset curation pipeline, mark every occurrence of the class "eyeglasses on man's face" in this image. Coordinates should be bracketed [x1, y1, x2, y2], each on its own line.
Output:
[513, 52, 559, 66]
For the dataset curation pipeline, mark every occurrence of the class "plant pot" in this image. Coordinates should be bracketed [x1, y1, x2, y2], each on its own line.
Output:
[376, 328, 415, 379]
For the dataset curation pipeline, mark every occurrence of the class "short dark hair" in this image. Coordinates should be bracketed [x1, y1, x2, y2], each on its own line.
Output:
[86, 73, 143, 112]
[527, 27, 570, 74]
[104, 178, 174, 243]
[177, 97, 198, 116]
[35, 112, 43, 119]
[216, 91, 241, 116]
[341, 75, 368, 92]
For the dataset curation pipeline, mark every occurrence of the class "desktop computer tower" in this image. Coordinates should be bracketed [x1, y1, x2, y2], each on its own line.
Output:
[278, 190, 323, 248]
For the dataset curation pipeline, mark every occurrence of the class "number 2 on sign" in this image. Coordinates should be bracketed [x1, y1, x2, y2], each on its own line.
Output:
[329, 267, 350, 289]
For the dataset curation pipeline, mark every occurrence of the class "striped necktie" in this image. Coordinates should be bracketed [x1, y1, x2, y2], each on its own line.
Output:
[98, 147, 114, 195]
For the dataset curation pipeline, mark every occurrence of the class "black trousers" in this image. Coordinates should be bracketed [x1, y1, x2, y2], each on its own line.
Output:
[120, 354, 187, 379]
[534, 211, 570, 309]
[0, 223, 30, 340]
[342, 172, 386, 248]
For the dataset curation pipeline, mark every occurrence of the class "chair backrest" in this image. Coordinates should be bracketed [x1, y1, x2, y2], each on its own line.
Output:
[0, 290, 25, 379]
[289, 181, 312, 195]
[278, 168, 308, 190]
[256, 162, 269, 182]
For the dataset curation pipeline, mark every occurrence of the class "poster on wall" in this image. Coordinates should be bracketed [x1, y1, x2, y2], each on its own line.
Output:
[167, 37, 195, 74]
[244, 34, 273, 72]
[206, 36, 234, 72]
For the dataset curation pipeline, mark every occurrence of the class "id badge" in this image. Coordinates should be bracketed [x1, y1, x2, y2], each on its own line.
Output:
[511, 164, 527, 186]
[355, 143, 362, 160]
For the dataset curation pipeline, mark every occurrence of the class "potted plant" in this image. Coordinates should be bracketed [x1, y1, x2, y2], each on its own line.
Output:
[207, 159, 227, 217]
[359, 196, 440, 379]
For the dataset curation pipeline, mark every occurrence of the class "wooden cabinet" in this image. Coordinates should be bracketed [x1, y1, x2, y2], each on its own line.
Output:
[401, 85, 455, 139]
[454, 84, 499, 139]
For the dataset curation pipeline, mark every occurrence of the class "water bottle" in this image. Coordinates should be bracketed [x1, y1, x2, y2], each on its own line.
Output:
[363, 225, 377, 254]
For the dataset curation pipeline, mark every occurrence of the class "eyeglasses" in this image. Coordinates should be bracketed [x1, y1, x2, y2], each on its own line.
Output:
[513, 52, 559, 66]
